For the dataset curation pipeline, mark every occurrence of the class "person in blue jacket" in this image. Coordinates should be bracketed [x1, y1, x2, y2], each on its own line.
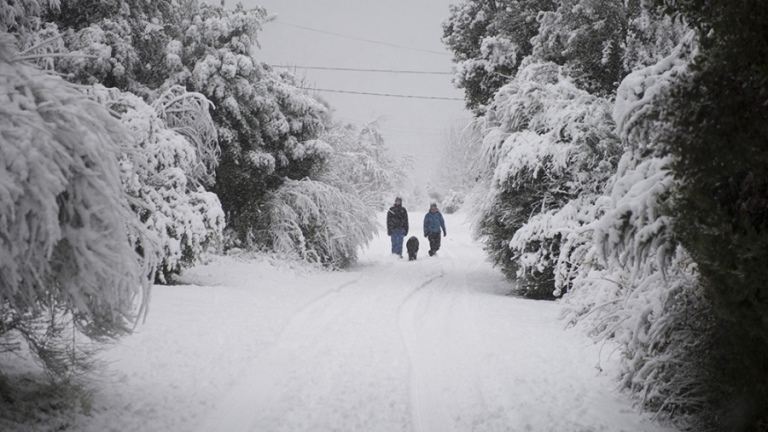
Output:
[423, 203, 447, 256]
[386, 196, 408, 257]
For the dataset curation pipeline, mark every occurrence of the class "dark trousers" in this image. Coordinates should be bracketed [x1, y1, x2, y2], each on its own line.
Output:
[427, 232, 441, 254]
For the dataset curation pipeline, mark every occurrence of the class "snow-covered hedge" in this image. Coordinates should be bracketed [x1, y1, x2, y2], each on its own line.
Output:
[558, 42, 718, 428]
[469, 62, 620, 298]
[264, 121, 404, 268]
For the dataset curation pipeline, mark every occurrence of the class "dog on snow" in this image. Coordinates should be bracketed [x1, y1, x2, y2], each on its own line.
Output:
[406, 236, 419, 261]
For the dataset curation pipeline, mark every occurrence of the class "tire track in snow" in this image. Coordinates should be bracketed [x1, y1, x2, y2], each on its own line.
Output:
[195, 273, 368, 432]
[197, 260, 425, 432]
[269, 273, 363, 346]
[398, 257, 457, 432]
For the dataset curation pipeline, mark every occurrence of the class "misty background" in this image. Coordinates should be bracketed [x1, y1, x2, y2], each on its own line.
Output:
[242, 0, 470, 187]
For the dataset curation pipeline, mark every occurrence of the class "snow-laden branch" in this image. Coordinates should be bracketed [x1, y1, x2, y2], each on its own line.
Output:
[13, 53, 99, 61]
[152, 85, 220, 186]
[0, 34, 158, 357]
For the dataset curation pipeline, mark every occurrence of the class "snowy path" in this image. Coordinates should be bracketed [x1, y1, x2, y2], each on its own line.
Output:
[75, 212, 672, 432]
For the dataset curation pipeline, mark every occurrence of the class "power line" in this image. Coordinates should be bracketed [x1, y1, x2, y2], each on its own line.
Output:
[271, 65, 452, 75]
[273, 21, 450, 56]
[301, 87, 464, 101]
[334, 116, 453, 133]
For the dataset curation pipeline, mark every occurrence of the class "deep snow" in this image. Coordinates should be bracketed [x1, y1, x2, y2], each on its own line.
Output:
[26, 212, 673, 431]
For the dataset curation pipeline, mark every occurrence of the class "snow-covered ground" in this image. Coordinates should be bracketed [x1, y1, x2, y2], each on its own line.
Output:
[55, 212, 671, 431]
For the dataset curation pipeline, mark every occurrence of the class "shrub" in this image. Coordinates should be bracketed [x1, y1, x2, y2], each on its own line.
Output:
[90, 87, 225, 283]
[469, 62, 620, 298]
[0, 34, 155, 380]
[267, 179, 377, 268]
[441, 190, 464, 214]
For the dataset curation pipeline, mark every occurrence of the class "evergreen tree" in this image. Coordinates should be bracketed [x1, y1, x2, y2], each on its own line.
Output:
[532, 0, 629, 96]
[442, 0, 555, 115]
[40, 0, 329, 247]
[160, 3, 328, 245]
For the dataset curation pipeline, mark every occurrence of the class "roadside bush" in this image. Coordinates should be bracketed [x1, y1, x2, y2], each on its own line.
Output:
[267, 179, 377, 268]
[0, 34, 155, 381]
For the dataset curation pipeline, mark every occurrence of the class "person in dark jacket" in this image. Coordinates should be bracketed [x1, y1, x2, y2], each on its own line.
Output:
[387, 196, 409, 257]
[423, 203, 446, 256]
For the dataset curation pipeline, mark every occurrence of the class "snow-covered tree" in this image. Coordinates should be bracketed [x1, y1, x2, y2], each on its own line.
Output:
[0, 33, 156, 379]
[469, 62, 620, 298]
[267, 179, 377, 269]
[658, 0, 768, 346]
[266, 120, 404, 268]
[446, 0, 768, 428]
[653, 0, 768, 428]
[160, 2, 328, 245]
[89, 86, 224, 282]
[556, 37, 730, 428]
[37, 0, 171, 93]
[442, 0, 555, 115]
[532, 0, 628, 96]
[37, 0, 328, 248]
[622, 0, 688, 73]
[0, 0, 58, 33]
[558, 18, 768, 426]
[317, 121, 408, 210]
[432, 122, 479, 214]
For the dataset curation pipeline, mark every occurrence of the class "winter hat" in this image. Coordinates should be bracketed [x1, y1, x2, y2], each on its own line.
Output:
[395, 196, 402, 202]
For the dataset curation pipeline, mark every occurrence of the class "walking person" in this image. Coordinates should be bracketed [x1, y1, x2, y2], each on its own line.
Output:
[387, 196, 409, 258]
[423, 203, 447, 256]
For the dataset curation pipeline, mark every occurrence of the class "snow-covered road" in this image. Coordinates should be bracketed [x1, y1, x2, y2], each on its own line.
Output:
[76, 212, 672, 432]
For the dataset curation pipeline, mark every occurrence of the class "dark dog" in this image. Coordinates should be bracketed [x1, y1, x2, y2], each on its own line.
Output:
[406, 236, 419, 261]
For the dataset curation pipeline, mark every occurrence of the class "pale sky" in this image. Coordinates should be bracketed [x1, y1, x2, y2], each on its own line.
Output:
[236, 0, 470, 186]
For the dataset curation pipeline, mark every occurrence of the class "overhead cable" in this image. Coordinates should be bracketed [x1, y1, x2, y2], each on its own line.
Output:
[271, 65, 452, 75]
[301, 87, 463, 101]
[273, 21, 451, 56]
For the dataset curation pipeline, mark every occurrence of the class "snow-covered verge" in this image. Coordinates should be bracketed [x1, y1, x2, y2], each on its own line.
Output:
[1, 213, 675, 431]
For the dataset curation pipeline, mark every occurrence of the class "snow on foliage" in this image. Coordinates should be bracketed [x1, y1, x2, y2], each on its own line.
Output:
[88, 86, 224, 283]
[622, 1, 689, 74]
[317, 121, 406, 210]
[265, 120, 404, 268]
[152, 84, 220, 186]
[0, 33, 155, 371]
[558, 42, 712, 425]
[469, 61, 620, 297]
[442, 0, 546, 114]
[0, 0, 58, 33]
[160, 2, 328, 241]
[55, 17, 140, 88]
[532, 0, 628, 95]
[268, 179, 377, 269]
[440, 190, 464, 214]
[447, 0, 735, 427]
